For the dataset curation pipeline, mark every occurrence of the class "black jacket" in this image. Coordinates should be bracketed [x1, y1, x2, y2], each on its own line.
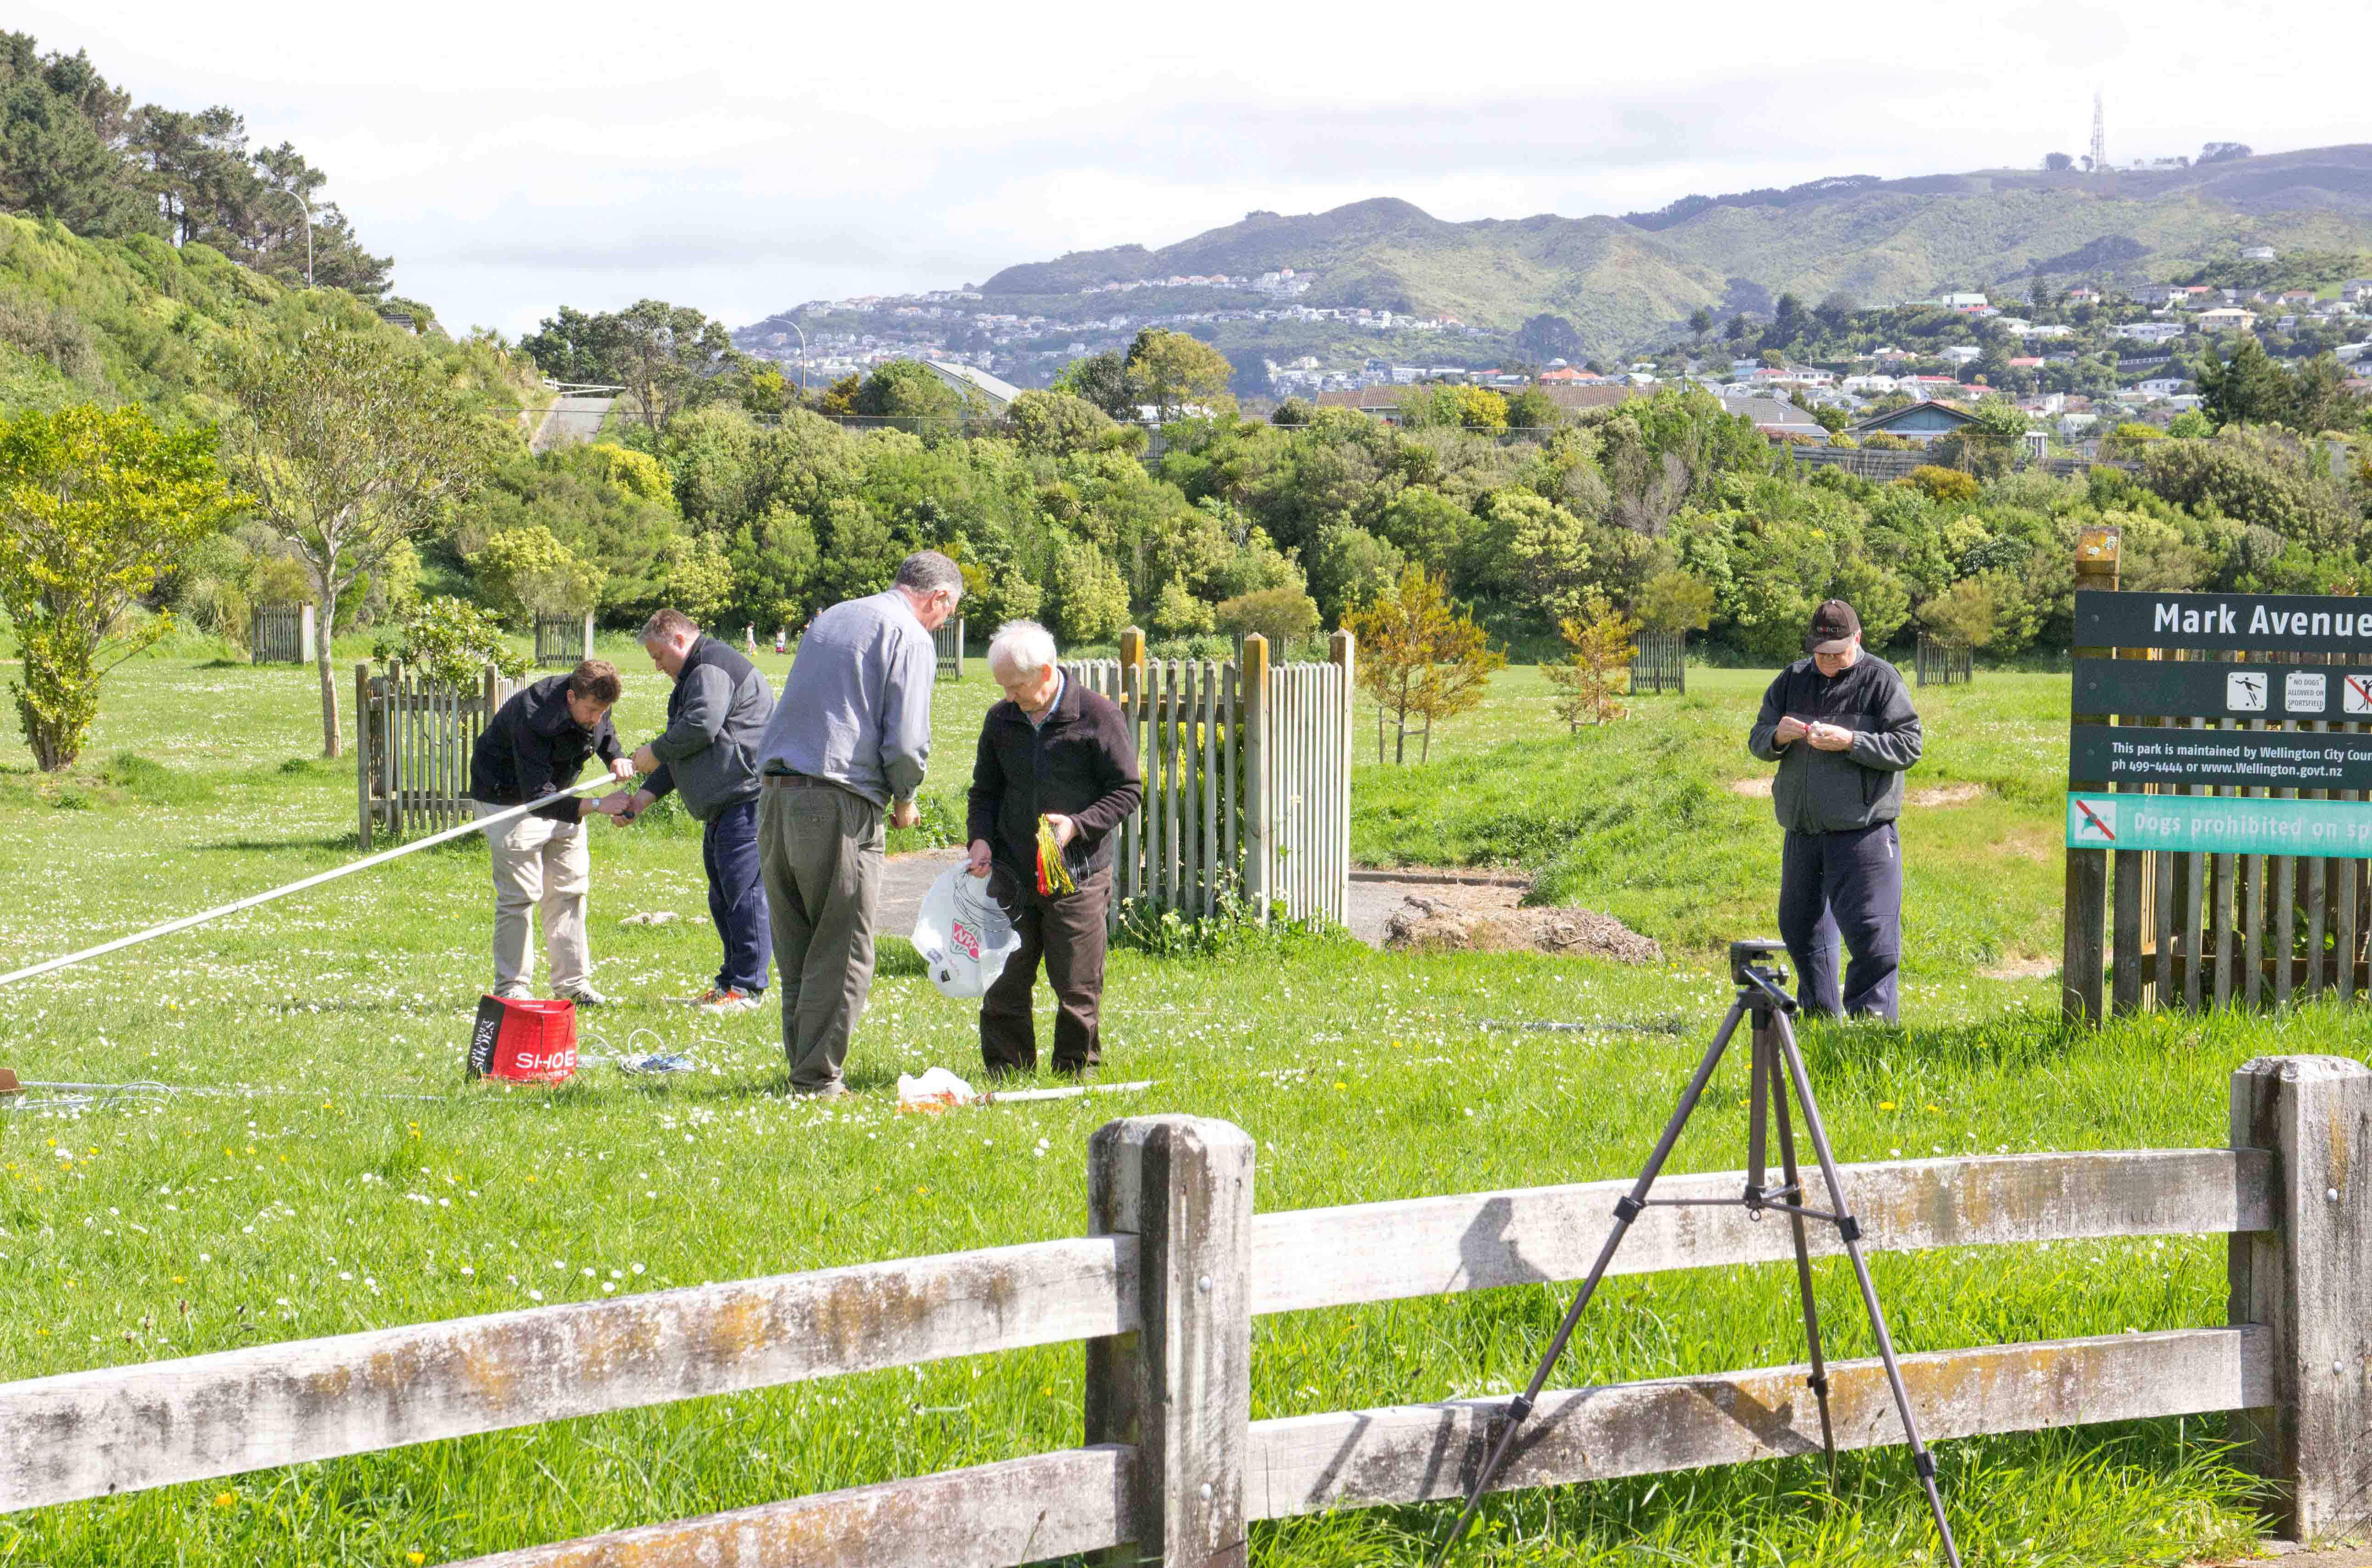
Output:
[967, 675, 1142, 888]
[1746, 654, 1923, 833]
[644, 635, 773, 820]
[470, 675, 622, 824]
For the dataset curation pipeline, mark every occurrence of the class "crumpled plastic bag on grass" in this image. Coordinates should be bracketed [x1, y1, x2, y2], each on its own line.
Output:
[912, 865, 1021, 1000]
[896, 1066, 977, 1114]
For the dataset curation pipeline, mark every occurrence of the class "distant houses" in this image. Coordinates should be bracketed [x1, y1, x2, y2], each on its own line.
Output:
[1845, 400, 1981, 446]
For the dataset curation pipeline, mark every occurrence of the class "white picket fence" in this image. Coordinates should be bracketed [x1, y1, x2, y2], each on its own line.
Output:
[1, 1054, 2363, 1562]
[1066, 628, 1353, 927]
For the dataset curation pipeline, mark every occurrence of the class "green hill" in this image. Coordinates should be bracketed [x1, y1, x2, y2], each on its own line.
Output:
[0, 213, 539, 422]
[980, 146, 2372, 359]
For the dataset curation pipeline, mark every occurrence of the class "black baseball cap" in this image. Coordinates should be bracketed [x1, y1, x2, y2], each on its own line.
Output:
[1805, 599, 1861, 654]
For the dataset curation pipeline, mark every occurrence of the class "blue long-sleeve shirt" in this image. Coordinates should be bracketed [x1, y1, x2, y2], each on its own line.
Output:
[755, 590, 936, 806]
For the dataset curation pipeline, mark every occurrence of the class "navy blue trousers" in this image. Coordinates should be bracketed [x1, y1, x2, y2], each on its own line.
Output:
[1777, 822, 1902, 1022]
[703, 798, 772, 995]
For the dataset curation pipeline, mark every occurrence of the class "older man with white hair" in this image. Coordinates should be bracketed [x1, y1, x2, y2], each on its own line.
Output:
[965, 619, 1141, 1081]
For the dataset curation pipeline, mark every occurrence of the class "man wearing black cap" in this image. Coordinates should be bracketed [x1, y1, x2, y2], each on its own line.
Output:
[1746, 599, 1923, 1020]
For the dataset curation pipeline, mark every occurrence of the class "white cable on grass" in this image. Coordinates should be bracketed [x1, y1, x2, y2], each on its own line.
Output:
[0, 776, 619, 991]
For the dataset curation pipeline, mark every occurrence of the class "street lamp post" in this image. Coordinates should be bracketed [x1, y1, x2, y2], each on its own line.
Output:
[783, 320, 808, 394]
[274, 186, 313, 288]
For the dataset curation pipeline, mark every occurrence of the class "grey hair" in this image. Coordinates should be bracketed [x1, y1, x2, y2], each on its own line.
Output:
[987, 619, 1057, 676]
[638, 608, 696, 644]
[892, 550, 965, 600]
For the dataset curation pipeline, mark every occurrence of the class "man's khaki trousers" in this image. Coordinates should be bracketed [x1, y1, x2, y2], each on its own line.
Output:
[476, 801, 592, 997]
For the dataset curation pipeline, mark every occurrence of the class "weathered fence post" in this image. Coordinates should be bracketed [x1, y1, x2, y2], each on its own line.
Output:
[2230, 1055, 2372, 1541]
[1329, 628, 1355, 926]
[354, 662, 373, 851]
[1240, 634, 1271, 922]
[1085, 1116, 1255, 1568]
[2061, 524, 2120, 1023]
[580, 610, 596, 662]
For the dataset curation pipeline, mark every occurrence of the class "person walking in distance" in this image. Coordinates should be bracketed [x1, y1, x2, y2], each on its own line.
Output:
[1746, 600, 1923, 1021]
[468, 660, 636, 1003]
[609, 609, 778, 1014]
[753, 552, 963, 1096]
[965, 620, 1141, 1081]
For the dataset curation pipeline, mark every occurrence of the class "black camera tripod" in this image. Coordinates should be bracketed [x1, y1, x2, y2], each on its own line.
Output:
[1435, 940, 1962, 1566]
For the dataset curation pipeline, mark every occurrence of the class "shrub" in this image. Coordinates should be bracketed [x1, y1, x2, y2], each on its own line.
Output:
[1900, 465, 1981, 504]
[373, 596, 531, 689]
[1214, 586, 1320, 650]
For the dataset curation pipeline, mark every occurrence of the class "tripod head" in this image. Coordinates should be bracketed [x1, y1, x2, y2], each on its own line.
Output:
[1728, 938, 1798, 1015]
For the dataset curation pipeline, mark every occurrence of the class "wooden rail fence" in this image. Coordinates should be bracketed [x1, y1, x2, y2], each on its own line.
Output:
[353, 663, 519, 850]
[1915, 631, 1973, 687]
[1065, 628, 1351, 927]
[1628, 630, 1686, 695]
[2, 1054, 2364, 1562]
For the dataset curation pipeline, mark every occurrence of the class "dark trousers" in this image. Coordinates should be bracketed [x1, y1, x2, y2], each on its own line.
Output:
[980, 865, 1112, 1075]
[1777, 822, 1903, 1022]
[702, 798, 772, 994]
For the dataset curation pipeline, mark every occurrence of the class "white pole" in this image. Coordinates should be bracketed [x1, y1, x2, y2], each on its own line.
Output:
[0, 776, 617, 990]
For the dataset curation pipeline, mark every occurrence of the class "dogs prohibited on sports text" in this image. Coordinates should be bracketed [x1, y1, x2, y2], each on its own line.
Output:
[2287, 671, 2327, 714]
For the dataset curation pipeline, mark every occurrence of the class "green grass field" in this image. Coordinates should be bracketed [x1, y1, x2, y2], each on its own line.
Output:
[0, 644, 2340, 1566]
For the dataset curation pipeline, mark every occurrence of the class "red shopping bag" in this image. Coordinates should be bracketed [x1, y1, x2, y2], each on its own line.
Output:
[468, 995, 578, 1083]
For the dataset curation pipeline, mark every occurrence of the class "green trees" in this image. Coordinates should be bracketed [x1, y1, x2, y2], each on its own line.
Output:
[468, 526, 602, 626]
[0, 404, 236, 769]
[0, 33, 389, 291]
[2196, 336, 2366, 434]
[854, 360, 964, 433]
[520, 300, 740, 431]
[1124, 328, 1235, 421]
[1007, 390, 1115, 457]
[220, 321, 499, 755]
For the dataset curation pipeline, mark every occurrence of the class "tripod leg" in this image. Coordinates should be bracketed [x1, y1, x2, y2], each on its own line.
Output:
[1744, 1010, 1769, 1209]
[1432, 997, 1754, 1563]
[1768, 1009, 1964, 1568]
[1771, 1056, 1840, 1490]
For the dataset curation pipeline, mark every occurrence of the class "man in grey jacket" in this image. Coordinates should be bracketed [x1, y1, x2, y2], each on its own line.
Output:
[1746, 599, 1923, 1021]
[611, 609, 778, 1013]
[753, 551, 962, 1096]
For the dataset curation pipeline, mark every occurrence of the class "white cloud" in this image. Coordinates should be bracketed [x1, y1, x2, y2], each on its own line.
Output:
[17, 0, 2353, 333]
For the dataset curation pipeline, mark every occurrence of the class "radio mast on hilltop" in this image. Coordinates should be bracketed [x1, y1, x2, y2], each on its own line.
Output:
[2090, 92, 2107, 173]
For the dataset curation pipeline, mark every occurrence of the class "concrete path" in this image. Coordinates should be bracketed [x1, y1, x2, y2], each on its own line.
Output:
[528, 395, 615, 453]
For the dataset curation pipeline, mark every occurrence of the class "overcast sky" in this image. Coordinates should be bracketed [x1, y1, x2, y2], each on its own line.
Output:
[23, 0, 2358, 337]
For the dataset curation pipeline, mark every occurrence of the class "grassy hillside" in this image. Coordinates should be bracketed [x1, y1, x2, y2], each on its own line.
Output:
[982, 146, 2372, 359]
[0, 214, 543, 426]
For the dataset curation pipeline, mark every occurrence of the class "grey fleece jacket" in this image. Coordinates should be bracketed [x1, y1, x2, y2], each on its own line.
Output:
[643, 635, 776, 821]
[1745, 654, 1923, 833]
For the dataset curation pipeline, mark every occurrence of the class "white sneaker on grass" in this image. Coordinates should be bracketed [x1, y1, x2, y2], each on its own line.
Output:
[555, 983, 611, 1007]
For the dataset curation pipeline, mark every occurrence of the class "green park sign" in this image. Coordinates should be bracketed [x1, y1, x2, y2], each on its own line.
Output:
[2065, 791, 2372, 858]
[2076, 588, 2372, 653]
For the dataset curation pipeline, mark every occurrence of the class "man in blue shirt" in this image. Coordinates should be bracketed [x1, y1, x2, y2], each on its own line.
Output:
[752, 551, 962, 1096]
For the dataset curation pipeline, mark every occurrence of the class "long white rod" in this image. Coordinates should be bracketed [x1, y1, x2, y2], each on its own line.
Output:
[0, 776, 619, 990]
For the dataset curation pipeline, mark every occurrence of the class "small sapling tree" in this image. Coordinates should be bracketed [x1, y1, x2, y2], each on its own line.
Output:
[1347, 566, 1505, 763]
[1544, 589, 1639, 730]
[0, 404, 238, 770]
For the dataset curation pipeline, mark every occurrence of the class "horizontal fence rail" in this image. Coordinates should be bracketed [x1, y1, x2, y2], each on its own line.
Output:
[1245, 1326, 2269, 1520]
[0, 1237, 1132, 1513]
[7, 1057, 2364, 1562]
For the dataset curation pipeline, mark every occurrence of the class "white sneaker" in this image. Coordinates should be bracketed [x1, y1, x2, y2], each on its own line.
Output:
[555, 983, 611, 1007]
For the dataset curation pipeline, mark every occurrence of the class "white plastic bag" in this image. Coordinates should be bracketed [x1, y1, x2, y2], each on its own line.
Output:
[912, 865, 1022, 1000]
[896, 1066, 978, 1113]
